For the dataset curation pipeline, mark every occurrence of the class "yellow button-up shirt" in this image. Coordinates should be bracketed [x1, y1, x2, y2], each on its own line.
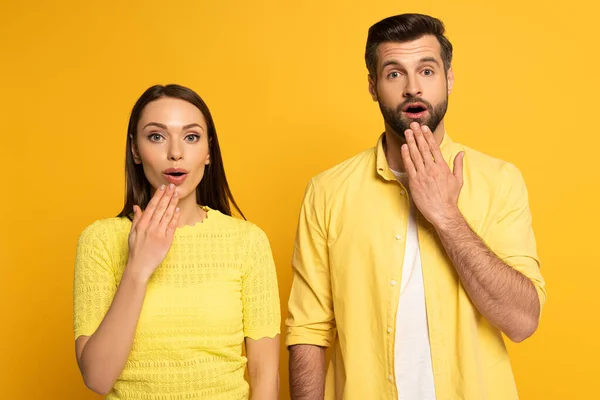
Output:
[286, 133, 546, 400]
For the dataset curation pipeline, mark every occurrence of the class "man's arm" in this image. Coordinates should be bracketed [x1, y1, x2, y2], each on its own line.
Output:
[401, 123, 541, 342]
[289, 345, 326, 400]
[287, 180, 334, 399]
[434, 213, 539, 342]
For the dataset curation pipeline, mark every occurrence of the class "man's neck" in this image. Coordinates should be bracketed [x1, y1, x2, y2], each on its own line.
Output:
[384, 121, 446, 172]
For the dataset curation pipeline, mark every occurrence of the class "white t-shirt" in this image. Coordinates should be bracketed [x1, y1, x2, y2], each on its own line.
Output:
[391, 169, 436, 400]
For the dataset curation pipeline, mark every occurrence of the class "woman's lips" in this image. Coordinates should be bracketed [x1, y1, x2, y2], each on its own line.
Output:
[163, 173, 188, 185]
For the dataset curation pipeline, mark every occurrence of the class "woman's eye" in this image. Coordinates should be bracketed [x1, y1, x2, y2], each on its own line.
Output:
[185, 134, 200, 143]
[149, 133, 163, 142]
[423, 69, 433, 76]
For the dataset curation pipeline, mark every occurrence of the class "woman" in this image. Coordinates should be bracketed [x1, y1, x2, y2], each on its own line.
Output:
[73, 84, 280, 399]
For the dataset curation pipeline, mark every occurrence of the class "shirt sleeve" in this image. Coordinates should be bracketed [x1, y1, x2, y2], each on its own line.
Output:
[487, 163, 547, 314]
[242, 227, 281, 339]
[285, 179, 336, 348]
[73, 222, 117, 340]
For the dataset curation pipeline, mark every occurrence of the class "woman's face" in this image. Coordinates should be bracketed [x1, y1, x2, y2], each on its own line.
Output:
[132, 97, 210, 200]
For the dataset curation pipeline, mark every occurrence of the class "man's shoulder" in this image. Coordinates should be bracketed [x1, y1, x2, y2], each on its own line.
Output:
[310, 146, 376, 189]
[452, 141, 526, 191]
[456, 142, 521, 178]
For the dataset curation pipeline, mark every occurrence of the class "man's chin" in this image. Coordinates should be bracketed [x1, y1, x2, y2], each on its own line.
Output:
[402, 116, 430, 127]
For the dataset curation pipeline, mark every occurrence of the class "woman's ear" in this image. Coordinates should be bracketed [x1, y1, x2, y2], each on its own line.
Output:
[131, 136, 142, 164]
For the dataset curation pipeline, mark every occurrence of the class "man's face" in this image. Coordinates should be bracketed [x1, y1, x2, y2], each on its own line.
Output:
[368, 35, 454, 138]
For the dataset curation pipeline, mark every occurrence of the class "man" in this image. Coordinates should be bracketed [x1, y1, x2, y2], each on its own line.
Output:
[286, 13, 546, 400]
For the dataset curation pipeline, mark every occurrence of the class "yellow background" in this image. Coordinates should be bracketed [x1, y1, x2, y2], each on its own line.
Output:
[1, 0, 597, 398]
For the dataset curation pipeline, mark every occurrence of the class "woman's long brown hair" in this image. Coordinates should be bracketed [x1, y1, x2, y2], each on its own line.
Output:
[117, 84, 245, 220]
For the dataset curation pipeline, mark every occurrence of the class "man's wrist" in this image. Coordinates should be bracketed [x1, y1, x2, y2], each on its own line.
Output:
[432, 206, 465, 234]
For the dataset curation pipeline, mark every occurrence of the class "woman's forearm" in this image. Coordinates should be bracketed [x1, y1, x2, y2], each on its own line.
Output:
[77, 268, 148, 394]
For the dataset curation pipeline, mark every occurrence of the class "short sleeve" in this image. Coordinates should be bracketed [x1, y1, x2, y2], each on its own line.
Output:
[487, 163, 547, 313]
[285, 180, 336, 348]
[73, 222, 117, 339]
[241, 228, 281, 339]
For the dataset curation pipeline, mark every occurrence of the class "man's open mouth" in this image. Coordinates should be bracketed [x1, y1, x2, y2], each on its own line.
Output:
[402, 103, 428, 114]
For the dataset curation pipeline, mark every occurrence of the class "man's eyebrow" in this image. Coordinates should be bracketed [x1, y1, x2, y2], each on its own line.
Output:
[381, 60, 402, 69]
[419, 56, 441, 66]
[380, 56, 441, 70]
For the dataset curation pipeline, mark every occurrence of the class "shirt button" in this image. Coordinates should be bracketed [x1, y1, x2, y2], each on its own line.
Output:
[390, 280, 397, 286]
[388, 375, 393, 382]
[395, 234, 402, 240]
[387, 327, 393, 333]
[400, 190, 405, 195]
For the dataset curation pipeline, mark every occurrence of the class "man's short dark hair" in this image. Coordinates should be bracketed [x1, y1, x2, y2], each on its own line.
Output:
[365, 13, 453, 78]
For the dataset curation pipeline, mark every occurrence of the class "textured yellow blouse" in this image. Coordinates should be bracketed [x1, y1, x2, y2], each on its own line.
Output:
[73, 208, 281, 399]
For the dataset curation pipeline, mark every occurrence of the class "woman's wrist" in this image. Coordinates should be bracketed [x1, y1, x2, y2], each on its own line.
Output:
[121, 264, 151, 288]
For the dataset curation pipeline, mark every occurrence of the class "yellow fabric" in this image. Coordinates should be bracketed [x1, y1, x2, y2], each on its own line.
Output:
[73, 208, 281, 400]
[286, 133, 546, 400]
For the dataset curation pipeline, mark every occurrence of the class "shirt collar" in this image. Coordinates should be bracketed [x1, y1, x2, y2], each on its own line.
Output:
[376, 131, 454, 181]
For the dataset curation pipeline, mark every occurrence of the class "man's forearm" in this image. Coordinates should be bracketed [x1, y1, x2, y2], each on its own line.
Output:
[435, 213, 540, 342]
[289, 345, 326, 400]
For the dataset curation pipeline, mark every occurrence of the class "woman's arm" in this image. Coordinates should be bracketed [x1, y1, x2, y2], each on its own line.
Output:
[75, 271, 148, 394]
[246, 335, 281, 400]
[75, 185, 180, 394]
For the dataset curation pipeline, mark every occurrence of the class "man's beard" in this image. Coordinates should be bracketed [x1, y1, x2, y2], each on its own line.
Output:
[378, 96, 448, 139]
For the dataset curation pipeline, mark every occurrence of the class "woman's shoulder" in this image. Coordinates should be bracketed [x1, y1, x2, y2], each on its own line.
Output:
[77, 216, 131, 248]
[208, 209, 267, 240]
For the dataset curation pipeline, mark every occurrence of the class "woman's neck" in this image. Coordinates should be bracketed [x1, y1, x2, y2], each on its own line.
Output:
[174, 193, 207, 227]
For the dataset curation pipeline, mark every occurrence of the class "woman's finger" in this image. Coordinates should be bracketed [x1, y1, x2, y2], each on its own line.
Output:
[140, 184, 166, 225]
[166, 207, 181, 239]
[149, 184, 175, 228]
[159, 190, 180, 232]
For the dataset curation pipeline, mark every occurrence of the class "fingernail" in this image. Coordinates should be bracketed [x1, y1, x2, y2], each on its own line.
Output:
[173, 191, 179, 197]
[159, 184, 166, 191]
[175, 207, 180, 213]
[169, 183, 175, 190]
[422, 126, 428, 132]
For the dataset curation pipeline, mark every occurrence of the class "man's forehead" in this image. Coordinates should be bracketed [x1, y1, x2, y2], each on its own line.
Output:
[377, 36, 442, 65]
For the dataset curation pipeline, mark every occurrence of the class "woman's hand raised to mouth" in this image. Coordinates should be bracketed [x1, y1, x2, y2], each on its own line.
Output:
[125, 183, 181, 283]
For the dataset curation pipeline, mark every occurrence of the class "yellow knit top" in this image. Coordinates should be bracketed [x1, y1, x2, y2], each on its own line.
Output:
[73, 208, 281, 399]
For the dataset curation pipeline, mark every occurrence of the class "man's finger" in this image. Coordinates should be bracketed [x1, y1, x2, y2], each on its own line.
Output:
[453, 151, 465, 186]
[412, 125, 434, 168]
[422, 126, 444, 165]
[405, 129, 425, 171]
[401, 144, 417, 178]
